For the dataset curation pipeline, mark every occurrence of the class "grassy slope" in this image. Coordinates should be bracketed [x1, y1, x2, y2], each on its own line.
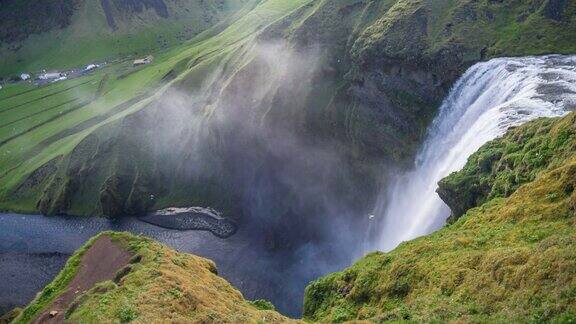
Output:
[0, 0, 315, 215]
[303, 113, 576, 322]
[0, 59, 174, 213]
[12, 232, 294, 323]
[0, 0, 574, 217]
[438, 114, 576, 220]
[0, 0, 250, 76]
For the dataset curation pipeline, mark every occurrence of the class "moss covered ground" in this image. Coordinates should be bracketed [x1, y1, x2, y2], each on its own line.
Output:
[439, 114, 576, 220]
[303, 113, 576, 323]
[12, 232, 294, 323]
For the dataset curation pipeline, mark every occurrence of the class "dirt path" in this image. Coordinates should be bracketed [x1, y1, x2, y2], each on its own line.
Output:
[34, 235, 132, 323]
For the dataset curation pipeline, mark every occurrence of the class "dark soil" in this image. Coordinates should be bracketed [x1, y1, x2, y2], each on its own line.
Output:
[33, 235, 131, 323]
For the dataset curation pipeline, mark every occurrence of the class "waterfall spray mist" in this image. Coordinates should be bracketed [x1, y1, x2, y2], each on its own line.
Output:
[375, 55, 576, 252]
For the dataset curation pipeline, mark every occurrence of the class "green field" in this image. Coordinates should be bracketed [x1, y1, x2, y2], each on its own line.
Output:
[0, 0, 317, 215]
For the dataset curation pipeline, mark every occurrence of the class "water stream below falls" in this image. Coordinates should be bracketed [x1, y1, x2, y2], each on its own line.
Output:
[375, 55, 576, 251]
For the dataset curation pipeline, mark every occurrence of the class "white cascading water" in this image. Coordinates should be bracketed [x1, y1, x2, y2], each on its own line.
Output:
[375, 55, 576, 252]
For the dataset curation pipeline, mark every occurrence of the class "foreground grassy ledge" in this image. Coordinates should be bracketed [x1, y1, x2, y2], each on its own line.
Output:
[303, 113, 576, 322]
[9, 232, 293, 323]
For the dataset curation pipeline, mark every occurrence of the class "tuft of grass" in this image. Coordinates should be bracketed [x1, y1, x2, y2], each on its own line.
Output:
[249, 299, 276, 311]
[117, 304, 138, 322]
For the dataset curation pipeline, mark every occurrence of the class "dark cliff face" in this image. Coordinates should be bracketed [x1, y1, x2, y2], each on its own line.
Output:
[543, 0, 570, 21]
[101, 0, 169, 29]
[0, 0, 78, 43]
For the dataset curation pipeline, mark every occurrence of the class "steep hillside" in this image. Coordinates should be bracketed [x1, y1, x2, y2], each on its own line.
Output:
[8, 114, 575, 323]
[303, 113, 576, 322]
[0, 0, 575, 242]
[10, 232, 293, 323]
[0, 0, 250, 76]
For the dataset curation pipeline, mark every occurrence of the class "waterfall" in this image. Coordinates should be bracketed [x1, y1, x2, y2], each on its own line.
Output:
[376, 55, 576, 252]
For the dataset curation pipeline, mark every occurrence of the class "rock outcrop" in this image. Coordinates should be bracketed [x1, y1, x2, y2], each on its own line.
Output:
[139, 207, 238, 238]
[438, 113, 576, 221]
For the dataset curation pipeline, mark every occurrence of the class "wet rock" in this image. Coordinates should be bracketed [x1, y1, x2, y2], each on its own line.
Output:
[139, 207, 238, 238]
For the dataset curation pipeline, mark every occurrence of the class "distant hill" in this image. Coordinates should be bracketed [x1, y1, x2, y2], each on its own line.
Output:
[0, 0, 250, 75]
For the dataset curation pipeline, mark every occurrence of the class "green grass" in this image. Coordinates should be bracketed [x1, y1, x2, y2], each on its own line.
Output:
[352, 0, 576, 69]
[0, 0, 574, 217]
[439, 114, 576, 220]
[0, 61, 170, 186]
[15, 231, 293, 323]
[0, 0, 251, 76]
[249, 299, 277, 311]
[303, 113, 576, 322]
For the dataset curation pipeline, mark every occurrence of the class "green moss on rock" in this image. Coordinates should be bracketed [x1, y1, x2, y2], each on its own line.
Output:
[438, 113, 576, 221]
[15, 232, 296, 323]
[304, 113, 576, 323]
